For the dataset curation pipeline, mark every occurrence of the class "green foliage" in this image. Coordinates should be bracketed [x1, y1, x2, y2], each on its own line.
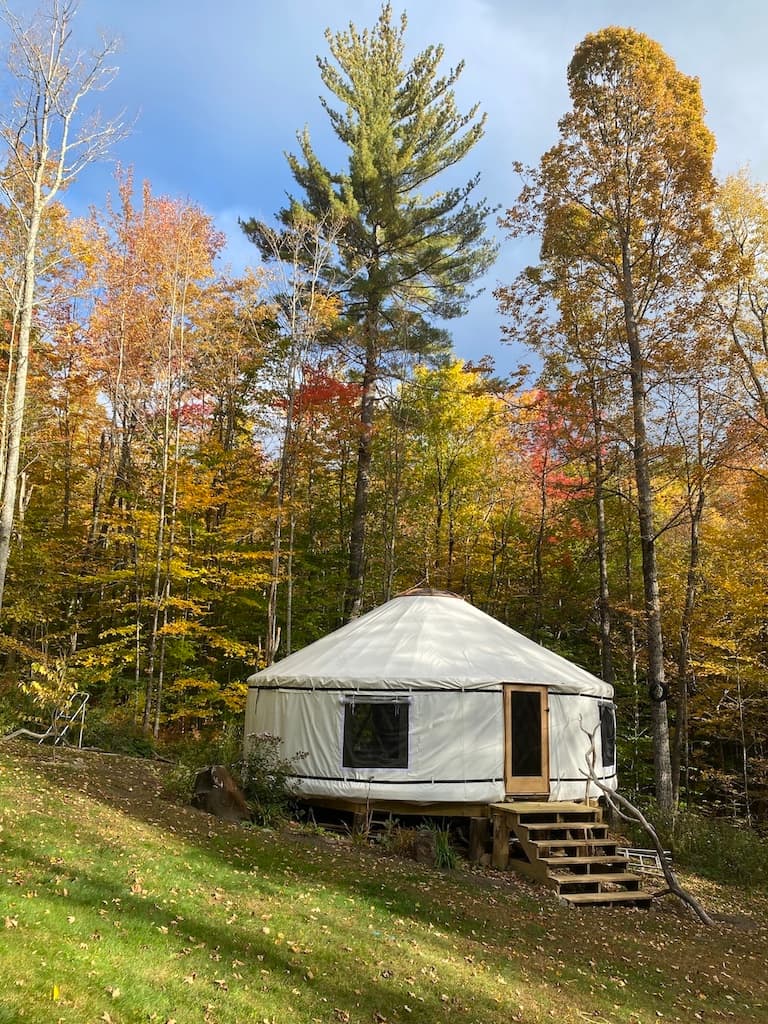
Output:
[258, 4, 497, 333]
[160, 761, 197, 802]
[84, 707, 156, 758]
[425, 822, 458, 870]
[622, 800, 768, 888]
[0, 682, 35, 735]
[390, 360, 507, 593]
[237, 732, 307, 826]
[159, 724, 248, 804]
[379, 819, 458, 869]
[164, 722, 243, 770]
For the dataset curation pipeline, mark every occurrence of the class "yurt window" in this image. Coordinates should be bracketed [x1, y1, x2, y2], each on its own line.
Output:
[599, 702, 616, 767]
[342, 696, 410, 769]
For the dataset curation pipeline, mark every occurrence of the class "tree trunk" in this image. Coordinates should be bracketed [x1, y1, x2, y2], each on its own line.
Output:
[590, 373, 614, 686]
[621, 243, 673, 810]
[383, 408, 404, 602]
[671, 483, 705, 804]
[266, 347, 299, 664]
[0, 207, 42, 613]
[286, 508, 296, 655]
[345, 331, 377, 621]
[0, 306, 22, 501]
[143, 305, 178, 732]
[532, 445, 548, 641]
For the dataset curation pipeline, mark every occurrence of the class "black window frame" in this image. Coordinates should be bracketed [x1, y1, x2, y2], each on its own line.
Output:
[342, 697, 410, 770]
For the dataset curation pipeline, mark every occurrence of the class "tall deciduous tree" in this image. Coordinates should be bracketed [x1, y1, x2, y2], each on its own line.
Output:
[500, 27, 716, 809]
[239, 213, 343, 663]
[248, 3, 496, 620]
[0, 0, 125, 615]
[395, 361, 505, 596]
[498, 257, 625, 684]
[711, 172, 768, 428]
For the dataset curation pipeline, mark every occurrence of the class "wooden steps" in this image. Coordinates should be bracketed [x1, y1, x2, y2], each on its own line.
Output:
[490, 801, 653, 908]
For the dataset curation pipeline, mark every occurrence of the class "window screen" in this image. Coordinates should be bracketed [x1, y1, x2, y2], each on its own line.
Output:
[599, 702, 616, 768]
[342, 700, 409, 769]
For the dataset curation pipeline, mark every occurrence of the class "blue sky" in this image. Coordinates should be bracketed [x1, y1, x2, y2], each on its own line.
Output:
[5, 0, 768, 375]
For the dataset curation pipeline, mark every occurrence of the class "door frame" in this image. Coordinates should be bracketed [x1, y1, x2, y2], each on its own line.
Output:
[503, 684, 550, 796]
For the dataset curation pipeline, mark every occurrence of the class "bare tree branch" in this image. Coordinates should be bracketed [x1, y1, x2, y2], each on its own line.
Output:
[579, 722, 714, 926]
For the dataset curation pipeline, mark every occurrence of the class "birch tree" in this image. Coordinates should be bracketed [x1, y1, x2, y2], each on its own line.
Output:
[241, 212, 343, 663]
[0, 0, 125, 614]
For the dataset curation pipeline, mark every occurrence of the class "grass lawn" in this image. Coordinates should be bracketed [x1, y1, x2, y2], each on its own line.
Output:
[0, 739, 767, 1024]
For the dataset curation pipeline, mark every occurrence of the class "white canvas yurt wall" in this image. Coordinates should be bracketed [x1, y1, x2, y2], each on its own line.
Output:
[244, 592, 617, 807]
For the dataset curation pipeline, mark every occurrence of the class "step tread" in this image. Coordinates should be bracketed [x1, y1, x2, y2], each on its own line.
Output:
[522, 822, 609, 833]
[514, 815, 606, 823]
[550, 871, 643, 884]
[561, 890, 653, 906]
[493, 801, 598, 813]
[531, 839, 618, 849]
[541, 855, 627, 866]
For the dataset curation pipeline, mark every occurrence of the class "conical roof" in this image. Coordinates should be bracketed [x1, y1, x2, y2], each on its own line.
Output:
[248, 592, 611, 697]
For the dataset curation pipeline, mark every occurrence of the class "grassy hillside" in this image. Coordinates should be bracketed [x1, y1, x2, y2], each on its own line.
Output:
[0, 740, 766, 1024]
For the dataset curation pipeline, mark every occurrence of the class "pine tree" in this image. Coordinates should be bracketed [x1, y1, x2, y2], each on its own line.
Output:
[243, 3, 496, 620]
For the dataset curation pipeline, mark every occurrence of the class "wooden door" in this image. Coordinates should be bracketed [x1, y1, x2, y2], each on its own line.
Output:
[503, 684, 549, 796]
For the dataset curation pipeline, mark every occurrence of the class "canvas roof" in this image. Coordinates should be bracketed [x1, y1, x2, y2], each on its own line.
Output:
[247, 592, 612, 697]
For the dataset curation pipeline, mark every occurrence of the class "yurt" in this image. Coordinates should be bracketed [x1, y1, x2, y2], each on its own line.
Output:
[244, 591, 617, 813]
